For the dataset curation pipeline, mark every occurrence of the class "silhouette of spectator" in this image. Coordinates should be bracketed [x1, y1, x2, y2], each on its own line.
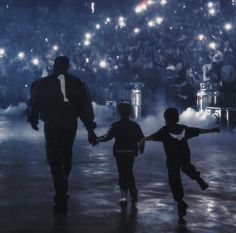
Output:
[98, 102, 144, 206]
[140, 108, 220, 225]
[28, 56, 97, 213]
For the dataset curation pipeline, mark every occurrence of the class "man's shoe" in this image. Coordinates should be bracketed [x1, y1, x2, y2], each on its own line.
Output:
[177, 201, 188, 218]
[130, 190, 138, 205]
[178, 218, 187, 225]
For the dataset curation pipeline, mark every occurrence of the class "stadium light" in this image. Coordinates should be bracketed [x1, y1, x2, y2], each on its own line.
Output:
[134, 28, 140, 34]
[17, 52, 25, 60]
[224, 23, 233, 31]
[209, 42, 217, 49]
[0, 48, 5, 57]
[148, 21, 155, 27]
[99, 60, 107, 68]
[52, 45, 59, 51]
[160, 0, 167, 6]
[156, 17, 164, 25]
[84, 40, 91, 46]
[197, 34, 205, 41]
[32, 58, 40, 66]
[95, 24, 101, 30]
[85, 33, 92, 40]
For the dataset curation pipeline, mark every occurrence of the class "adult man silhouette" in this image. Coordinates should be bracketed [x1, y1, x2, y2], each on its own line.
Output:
[28, 56, 97, 213]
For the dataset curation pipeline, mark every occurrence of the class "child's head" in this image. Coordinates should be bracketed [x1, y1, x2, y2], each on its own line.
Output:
[118, 102, 132, 118]
[164, 108, 179, 124]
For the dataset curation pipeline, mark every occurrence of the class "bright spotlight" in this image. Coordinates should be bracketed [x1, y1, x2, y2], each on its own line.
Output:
[86, 58, 90, 63]
[96, 24, 101, 29]
[106, 17, 111, 23]
[224, 23, 233, 31]
[32, 58, 40, 66]
[99, 60, 107, 68]
[119, 16, 125, 22]
[119, 21, 126, 28]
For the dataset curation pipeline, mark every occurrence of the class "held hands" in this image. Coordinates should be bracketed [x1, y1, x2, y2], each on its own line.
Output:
[139, 138, 146, 154]
[88, 131, 98, 146]
[31, 123, 39, 131]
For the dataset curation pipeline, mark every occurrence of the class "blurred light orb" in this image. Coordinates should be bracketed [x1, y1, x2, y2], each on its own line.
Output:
[85, 33, 92, 40]
[134, 27, 140, 34]
[148, 21, 155, 27]
[209, 42, 217, 49]
[156, 17, 164, 25]
[224, 23, 232, 31]
[209, 8, 216, 16]
[84, 40, 91, 46]
[32, 58, 40, 65]
[207, 2, 214, 8]
[198, 34, 205, 41]
[18, 52, 25, 59]
[95, 24, 101, 29]
[99, 60, 107, 68]
[52, 45, 59, 51]
[160, 0, 167, 6]
[0, 48, 5, 57]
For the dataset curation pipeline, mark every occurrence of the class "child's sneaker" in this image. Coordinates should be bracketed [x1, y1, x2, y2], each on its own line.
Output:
[196, 177, 209, 190]
[178, 218, 187, 225]
[119, 198, 128, 207]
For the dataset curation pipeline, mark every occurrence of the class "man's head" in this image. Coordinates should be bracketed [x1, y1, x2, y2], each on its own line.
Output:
[118, 102, 132, 119]
[53, 56, 70, 74]
[164, 108, 179, 124]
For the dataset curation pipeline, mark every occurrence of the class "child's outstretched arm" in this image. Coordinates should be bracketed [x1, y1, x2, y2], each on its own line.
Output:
[199, 127, 220, 134]
[97, 125, 115, 143]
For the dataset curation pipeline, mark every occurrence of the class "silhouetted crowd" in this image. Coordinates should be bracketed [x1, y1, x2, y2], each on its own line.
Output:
[0, 0, 235, 109]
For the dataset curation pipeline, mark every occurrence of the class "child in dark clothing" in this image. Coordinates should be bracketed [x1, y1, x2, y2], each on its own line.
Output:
[98, 103, 145, 206]
[140, 108, 220, 225]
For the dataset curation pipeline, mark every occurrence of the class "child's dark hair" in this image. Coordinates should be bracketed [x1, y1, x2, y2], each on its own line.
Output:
[118, 102, 132, 118]
[164, 108, 179, 123]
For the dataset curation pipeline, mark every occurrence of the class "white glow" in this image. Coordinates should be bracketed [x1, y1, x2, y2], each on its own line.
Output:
[91, 2, 95, 14]
[147, 0, 155, 5]
[119, 21, 126, 28]
[209, 42, 217, 49]
[106, 17, 111, 23]
[119, 16, 125, 22]
[197, 34, 205, 41]
[209, 8, 216, 16]
[135, 3, 147, 13]
[156, 17, 164, 25]
[32, 58, 40, 66]
[84, 40, 91, 46]
[134, 27, 140, 34]
[45, 38, 48, 42]
[207, 2, 214, 8]
[160, 0, 167, 6]
[96, 24, 101, 29]
[148, 21, 155, 27]
[99, 60, 107, 68]
[0, 48, 5, 57]
[85, 33, 92, 40]
[52, 45, 59, 51]
[17, 52, 25, 60]
[86, 58, 90, 63]
[25, 84, 28, 88]
[224, 23, 233, 31]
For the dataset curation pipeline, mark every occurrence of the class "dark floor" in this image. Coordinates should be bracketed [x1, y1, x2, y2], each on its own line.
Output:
[0, 116, 235, 233]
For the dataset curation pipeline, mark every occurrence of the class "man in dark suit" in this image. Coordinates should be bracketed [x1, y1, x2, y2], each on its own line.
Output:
[28, 56, 97, 213]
